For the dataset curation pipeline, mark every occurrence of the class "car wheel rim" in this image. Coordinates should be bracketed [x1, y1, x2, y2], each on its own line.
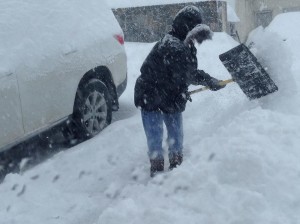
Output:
[82, 90, 107, 135]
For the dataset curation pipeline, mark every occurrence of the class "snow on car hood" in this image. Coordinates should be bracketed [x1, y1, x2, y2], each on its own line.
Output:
[0, 0, 121, 72]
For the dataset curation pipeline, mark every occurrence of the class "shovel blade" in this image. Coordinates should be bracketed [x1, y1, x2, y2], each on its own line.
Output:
[219, 44, 278, 100]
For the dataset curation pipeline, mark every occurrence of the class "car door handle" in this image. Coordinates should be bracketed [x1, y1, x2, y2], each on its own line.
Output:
[0, 71, 13, 78]
[64, 49, 78, 56]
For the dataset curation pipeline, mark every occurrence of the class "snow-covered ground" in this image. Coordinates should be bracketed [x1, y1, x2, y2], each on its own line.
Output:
[1, 12, 300, 224]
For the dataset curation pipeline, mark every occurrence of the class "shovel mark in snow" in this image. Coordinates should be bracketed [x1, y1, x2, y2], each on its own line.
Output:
[52, 175, 60, 183]
[30, 174, 39, 180]
[17, 185, 26, 197]
[11, 183, 18, 191]
[208, 153, 215, 161]
[79, 170, 86, 179]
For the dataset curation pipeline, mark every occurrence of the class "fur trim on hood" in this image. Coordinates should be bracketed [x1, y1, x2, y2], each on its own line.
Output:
[184, 24, 213, 46]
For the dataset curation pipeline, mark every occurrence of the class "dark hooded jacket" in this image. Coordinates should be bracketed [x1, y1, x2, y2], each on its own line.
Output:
[134, 6, 213, 113]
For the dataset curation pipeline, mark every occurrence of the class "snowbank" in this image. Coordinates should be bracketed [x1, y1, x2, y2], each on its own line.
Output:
[246, 12, 300, 114]
[99, 107, 300, 224]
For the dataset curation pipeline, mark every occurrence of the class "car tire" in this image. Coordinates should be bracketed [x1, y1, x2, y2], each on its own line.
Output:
[73, 79, 112, 139]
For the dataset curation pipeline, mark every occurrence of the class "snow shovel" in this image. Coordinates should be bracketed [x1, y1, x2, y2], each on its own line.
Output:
[189, 44, 278, 100]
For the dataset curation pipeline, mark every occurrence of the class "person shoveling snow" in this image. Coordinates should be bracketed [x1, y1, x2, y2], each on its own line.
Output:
[134, 5, 279, 177]
[134, 6, 226, 177]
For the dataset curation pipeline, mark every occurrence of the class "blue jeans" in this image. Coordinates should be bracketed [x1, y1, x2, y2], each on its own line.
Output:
[141, 110, 183, 159]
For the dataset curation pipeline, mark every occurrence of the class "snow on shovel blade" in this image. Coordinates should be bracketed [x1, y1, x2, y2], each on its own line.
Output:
[219, 44, 278, 100]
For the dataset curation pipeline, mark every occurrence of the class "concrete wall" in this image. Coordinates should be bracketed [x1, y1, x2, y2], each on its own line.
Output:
[235, 0, 300, 43]
[113, 1, 227, 42]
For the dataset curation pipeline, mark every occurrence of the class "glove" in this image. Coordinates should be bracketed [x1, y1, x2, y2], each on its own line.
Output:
[207, 77, 226, 91]
[175, 91, 192, 107]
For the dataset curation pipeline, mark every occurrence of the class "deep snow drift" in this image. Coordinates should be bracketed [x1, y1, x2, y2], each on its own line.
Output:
[1, 13, 300, 224]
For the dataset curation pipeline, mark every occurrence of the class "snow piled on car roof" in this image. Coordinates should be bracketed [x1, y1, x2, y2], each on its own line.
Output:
[0, 0, 120, 72]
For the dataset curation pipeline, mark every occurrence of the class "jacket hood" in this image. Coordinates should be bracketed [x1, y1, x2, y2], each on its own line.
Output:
[171, 5, 203, 41]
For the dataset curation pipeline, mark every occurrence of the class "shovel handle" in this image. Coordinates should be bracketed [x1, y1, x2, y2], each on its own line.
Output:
[189, 79, 234, 95]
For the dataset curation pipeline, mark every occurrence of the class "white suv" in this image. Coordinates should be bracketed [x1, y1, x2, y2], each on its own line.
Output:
[0, 0, 127, 152]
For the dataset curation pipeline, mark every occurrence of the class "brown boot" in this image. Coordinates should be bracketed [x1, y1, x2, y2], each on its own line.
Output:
[169, 153, 183, 170]
[150, 158, 164, 177]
